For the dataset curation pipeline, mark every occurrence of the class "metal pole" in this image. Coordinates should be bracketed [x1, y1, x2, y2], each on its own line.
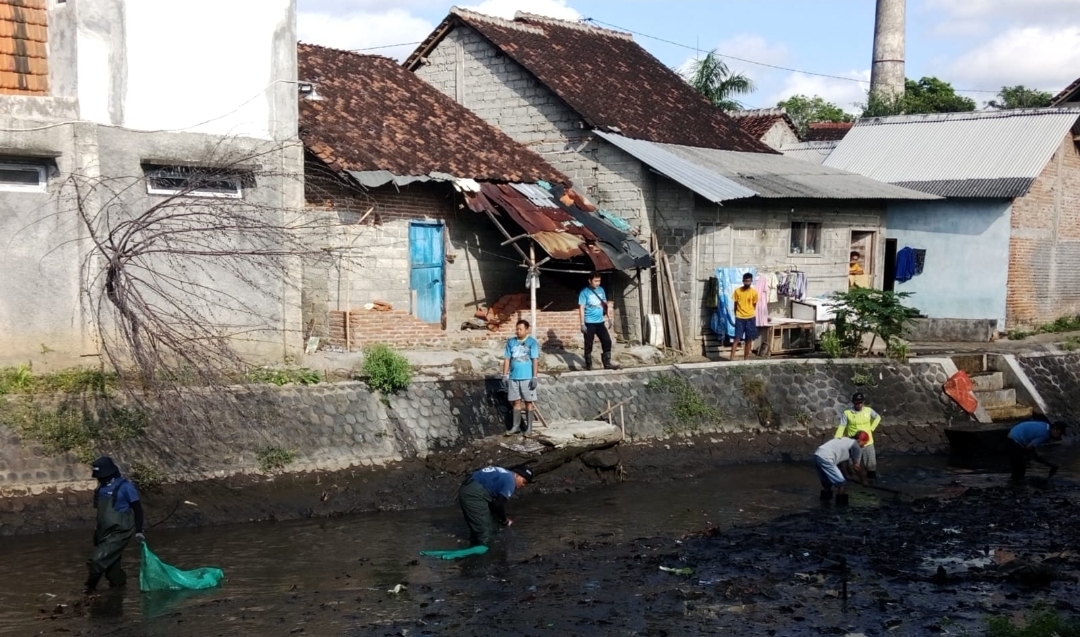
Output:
[529, 242, 538, 339]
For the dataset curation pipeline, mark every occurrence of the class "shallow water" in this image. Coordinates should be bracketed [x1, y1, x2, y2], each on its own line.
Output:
[1, 451, 1073, 637]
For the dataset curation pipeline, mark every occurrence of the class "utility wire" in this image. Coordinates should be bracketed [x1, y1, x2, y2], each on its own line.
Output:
[583, 17, 1004, 94]
[348, 41, 423, 52]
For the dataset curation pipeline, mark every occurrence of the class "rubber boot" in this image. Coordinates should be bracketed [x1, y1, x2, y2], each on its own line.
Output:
[83, 572, 102, 595]
[505, 410, 523, 435]
[584, 356, 593, 371]
[524, 410, 533, 434]
[835, 493, 850, 506]
[819, 489, 833, 502]
[601, 353, 621, 370]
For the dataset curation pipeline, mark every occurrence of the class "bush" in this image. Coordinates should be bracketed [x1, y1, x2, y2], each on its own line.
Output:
[246, 366, 321, 386]
[359, 344, 412, 394]
[830, 287, 918, 357]
[647, 373, 721, 434]
[986, 605, 1080, 637]
[819, 329, 843, 358]
[255, 446, 296, 472]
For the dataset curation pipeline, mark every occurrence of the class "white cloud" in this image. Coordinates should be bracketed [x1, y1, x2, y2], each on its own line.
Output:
[946, 26, 1080, 92]
[461, 0, 581, 20]
[677, 33, 790, 78]
[767, 69, 871, 115]
[923, 0, 1080, 25]
[297, 8, 435, 60]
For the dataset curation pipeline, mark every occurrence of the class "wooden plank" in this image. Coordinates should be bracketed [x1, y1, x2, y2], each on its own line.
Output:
[660, 250, 685, 352]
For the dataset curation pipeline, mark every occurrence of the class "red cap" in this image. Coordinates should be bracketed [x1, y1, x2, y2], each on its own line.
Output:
[856, 431, 870, 442]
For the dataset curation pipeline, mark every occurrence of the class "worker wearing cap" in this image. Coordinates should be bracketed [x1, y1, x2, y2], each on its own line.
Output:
[85, 457, 145, 594]
[1007, 420, 1067, 484]
[815, 432, 870, 506]
[835, 392, 882, 479]
[457, 465, 534, 547]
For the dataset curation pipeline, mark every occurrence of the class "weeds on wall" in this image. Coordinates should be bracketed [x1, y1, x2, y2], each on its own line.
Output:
[1009, 315, 1080, 341]
[1, 399, 147, 463]
[256, 446, 296, 472]
[1060, 336, 1080, 352]
[126, 461, 166, 493]
[359, 344, 413, 394]
[986, 605, 1080, 637]
[738, 375, 776, 428]
[246, 367, 321, 386]
[646, 373, 721, 435]
[0, 364, 118, 396]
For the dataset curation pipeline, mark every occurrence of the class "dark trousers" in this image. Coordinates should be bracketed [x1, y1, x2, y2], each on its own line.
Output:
[458, 479, 497, 547]
[583, 322, 612, 362]
[1008, 440, 1028, 483]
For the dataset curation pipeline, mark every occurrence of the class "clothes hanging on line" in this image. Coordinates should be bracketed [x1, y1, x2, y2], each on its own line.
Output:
[754, 274, 770, 327]
[913, 249, 926, 275]
[777, 270, 807, 301]
[895, 247, 917, 283]
[767, 272, 780, 304]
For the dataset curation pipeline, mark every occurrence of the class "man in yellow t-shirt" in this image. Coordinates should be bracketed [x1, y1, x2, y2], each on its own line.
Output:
[730, 272, 759, 360]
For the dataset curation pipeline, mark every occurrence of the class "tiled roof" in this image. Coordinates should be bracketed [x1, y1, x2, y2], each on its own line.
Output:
[298, 43, 567, 184]
[0, 0, 48, 96]
[406, 8, 775, 154]
[726, 108, 797, 141]
[804, 122, 854, 141]
[1051, 76, 1080, 106]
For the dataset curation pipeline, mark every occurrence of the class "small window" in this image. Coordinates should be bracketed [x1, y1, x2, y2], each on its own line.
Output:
[145, 165, 244, 199]
[790, 221, 821, 255]
[0, 163, 47, 193]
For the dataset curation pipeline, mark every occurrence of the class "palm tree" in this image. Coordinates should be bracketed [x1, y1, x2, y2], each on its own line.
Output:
[687, 50, 755, 110]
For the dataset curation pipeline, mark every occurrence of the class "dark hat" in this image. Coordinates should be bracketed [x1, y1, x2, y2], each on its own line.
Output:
[90, 456, 119, 480]
[851, 392, 865, 403]
[511, 466, 535, 483]
[1051, 420, 1068, 432]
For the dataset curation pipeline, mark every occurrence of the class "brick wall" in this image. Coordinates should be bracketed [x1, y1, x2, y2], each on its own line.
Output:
[1007, 133, 1080, 328]
[414, 25, 654, 342]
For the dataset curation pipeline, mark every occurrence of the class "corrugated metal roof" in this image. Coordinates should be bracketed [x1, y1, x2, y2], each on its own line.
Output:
[891, 178, 1035, 199]
[824, 108, 1080, 198]
[597, 131, 936, 201]
[780, 141, 838, 165]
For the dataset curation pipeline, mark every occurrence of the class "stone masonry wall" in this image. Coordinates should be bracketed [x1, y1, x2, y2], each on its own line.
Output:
[413, 25, 655, 342]
[1007, 133, 1080, 328]
[1017, 351, 1080, 421]
[0, 358, 967, 495]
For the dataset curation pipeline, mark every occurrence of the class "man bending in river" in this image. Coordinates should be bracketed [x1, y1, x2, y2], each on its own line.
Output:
[458, 465, 534, 547]
[1007, 420, 1066, 484]
[814, 432, 869, 506]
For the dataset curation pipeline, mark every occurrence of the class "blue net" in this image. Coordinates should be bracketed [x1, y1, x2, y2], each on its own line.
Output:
[139, 543, 224, 592]
[419, 545, 489, 560]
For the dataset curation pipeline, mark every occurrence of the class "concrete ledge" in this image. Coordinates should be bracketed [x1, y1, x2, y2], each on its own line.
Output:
[904, 318, 996, 343]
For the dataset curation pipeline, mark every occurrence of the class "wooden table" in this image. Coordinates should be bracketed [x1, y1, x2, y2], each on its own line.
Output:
[758, 318, 815, 357]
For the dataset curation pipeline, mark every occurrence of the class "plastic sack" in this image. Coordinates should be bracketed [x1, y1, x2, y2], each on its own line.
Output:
[139, 543, 224, 592]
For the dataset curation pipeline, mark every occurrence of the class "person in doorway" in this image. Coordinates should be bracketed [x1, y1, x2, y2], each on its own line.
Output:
[849, 251, 864, 276]
[835, 392, 883, 479]
[730, 272, 759, 361]
[1007, 420, 1066, 484]
[502, 319, 540, 435]
[84, 457, 144, 594]
[457, 465, 534, 547]
[578, 273, 620, 371]
[814, 432, 869, 506]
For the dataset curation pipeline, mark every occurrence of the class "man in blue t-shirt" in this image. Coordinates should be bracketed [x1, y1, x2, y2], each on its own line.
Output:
[577, 273, 620, 371]
[1007, 420, 1066, 483]
[502, 319, 540, 435]
[85, 456, 145, 594]
[457, 465, 534, 547]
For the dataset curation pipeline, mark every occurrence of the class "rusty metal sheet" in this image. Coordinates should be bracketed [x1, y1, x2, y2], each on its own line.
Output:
[530, 231, 585, 260]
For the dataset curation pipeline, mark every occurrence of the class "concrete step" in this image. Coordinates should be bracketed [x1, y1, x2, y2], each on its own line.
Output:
[985, 403, 1034, 422]
[975, 388, 1017, 410]
[971, 371, 1004, 392]
[952, 354, 987, 375]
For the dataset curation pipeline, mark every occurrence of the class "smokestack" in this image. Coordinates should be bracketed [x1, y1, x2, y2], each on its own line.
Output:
[870, 0, 905, 101]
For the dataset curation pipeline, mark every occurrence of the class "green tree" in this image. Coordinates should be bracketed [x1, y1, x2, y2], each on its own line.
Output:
[862, 76, 977, 117]
[988, 85, 1053, 109]
[776, 94, 855, 136]
[686, 50, 755, 110]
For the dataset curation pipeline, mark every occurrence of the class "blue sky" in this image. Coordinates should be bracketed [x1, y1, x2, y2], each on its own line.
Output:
[297, 0, 1080, 113]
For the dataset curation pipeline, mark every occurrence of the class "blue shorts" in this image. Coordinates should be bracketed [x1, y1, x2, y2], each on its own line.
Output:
[815, 455, 846, 488]
[734, 317, 758, 341]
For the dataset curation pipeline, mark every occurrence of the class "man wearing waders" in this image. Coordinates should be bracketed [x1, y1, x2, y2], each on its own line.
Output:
[835, 392, 882, 479]
[458, 465, 533, 547]
[84, 457, 144, 594]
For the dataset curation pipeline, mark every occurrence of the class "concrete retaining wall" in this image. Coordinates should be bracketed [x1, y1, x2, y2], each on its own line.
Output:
[0, 357, 969, 496]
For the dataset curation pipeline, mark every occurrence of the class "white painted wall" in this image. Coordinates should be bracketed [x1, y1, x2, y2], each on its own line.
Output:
[76, 0, 295, 140]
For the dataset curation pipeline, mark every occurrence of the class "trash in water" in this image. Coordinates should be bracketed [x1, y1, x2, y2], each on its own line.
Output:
[388, 584, 407, 595]
[659, 566, 694, 576]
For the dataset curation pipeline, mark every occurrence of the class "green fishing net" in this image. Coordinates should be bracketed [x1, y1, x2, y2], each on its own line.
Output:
[419, 545, 489, 560]
[139, 543, 225, 592]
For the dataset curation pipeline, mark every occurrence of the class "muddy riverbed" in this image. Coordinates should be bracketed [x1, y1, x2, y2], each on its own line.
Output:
[2, 451, 1079, 637]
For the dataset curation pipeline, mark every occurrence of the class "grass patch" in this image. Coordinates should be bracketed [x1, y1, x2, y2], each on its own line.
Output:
[256, 446, 296, 472]
[0, 364, 118, 396]
[1008, 314, 1080, 341]
[358, 344, 413, 394]
[246, 366, 321, 386]
[2, 400, 146, 463]
[819, 329, 843, 358]
[1060, 336, 1080, 352]
[986, 605, 1080, 637]
[126, 461, 166, 493]
[647, 373, 721, 435]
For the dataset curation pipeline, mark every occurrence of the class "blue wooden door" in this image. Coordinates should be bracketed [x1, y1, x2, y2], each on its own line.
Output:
[409, 222, 445, 324]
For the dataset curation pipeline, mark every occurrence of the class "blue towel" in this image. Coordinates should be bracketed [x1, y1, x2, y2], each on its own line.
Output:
[895, 247, 917, 283]
[711, 267, 756, 338]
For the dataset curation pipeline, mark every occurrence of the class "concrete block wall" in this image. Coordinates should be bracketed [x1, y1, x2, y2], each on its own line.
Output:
[1008, 133, 1080, 328]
